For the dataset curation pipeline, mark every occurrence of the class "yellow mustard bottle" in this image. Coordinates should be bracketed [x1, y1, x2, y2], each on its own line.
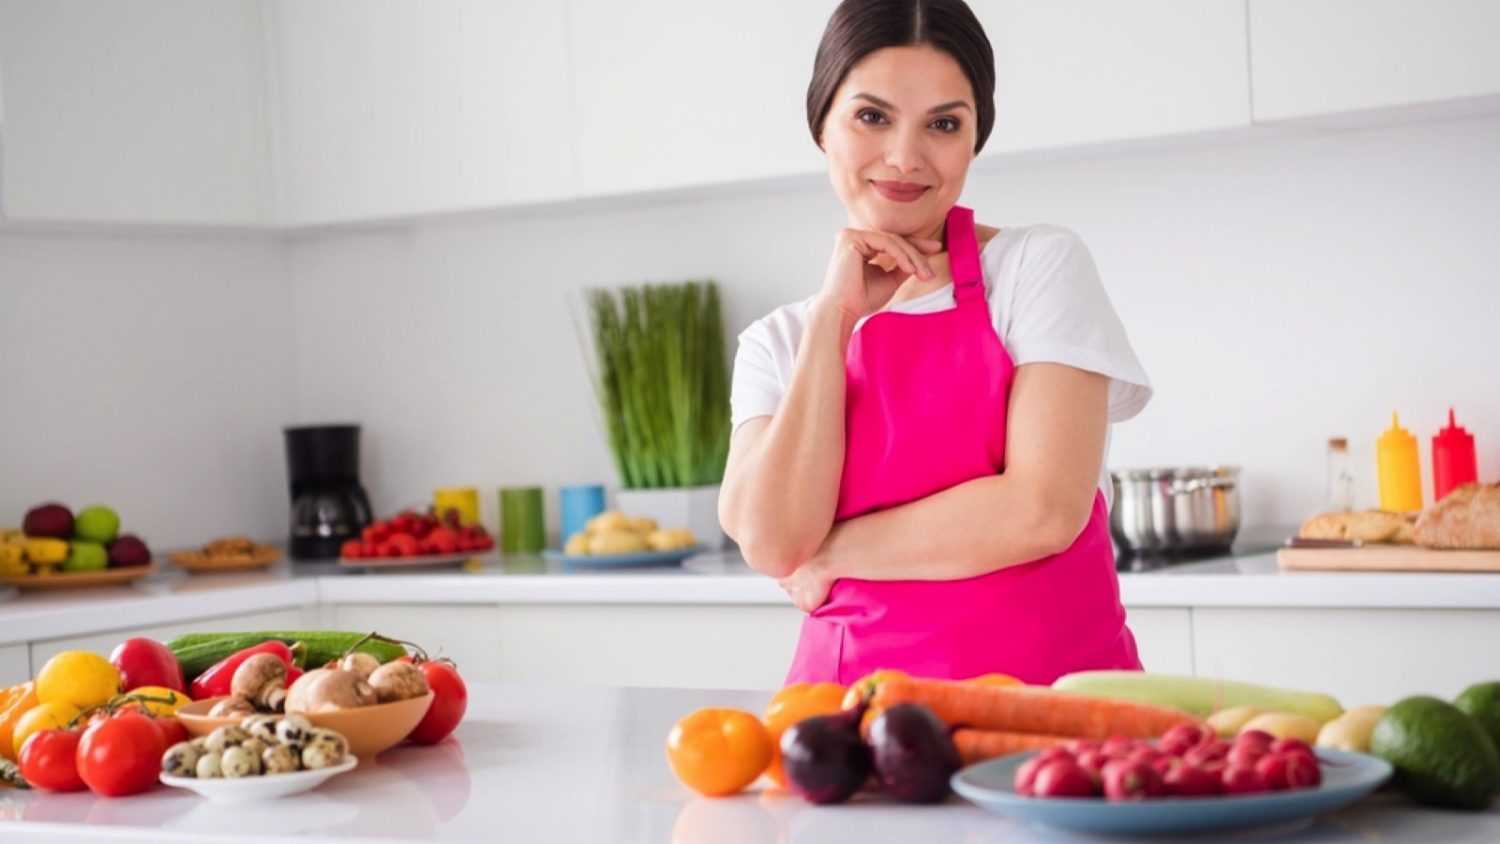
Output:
[1376, 412, 1423, 512]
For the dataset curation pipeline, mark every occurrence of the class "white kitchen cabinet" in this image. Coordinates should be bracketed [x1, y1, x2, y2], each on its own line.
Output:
[1249, 0, 1500, 124]
[327, 604, 506, 683]
[0, 0, 271, 224]
[268, 0, 575, 225]
[1191, 608, 1500, 708]
[1123, 607, 1193, 676]
[972, 0, 1251, 156]
[0, 644, 28, 687]
[28, 608, 311, 669]
[566, 0, 833, 198]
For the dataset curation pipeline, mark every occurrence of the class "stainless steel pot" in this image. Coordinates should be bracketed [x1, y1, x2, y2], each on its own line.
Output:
[1110, 466, 1241, 554]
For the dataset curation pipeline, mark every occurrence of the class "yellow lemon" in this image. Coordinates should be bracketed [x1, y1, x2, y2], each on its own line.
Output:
[12, 701, 80, 758]
[35, 651, 120, 710]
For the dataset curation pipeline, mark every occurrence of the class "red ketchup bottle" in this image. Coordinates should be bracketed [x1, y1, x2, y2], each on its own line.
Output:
[1432, 408, 1478, 502]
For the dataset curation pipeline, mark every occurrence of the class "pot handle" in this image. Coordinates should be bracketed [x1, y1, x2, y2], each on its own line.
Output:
[1168, 475, 1237, 494]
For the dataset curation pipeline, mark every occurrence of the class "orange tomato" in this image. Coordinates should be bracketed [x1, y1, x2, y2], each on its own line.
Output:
[761, 682, 845, 788]
[841, 669, 909, 710]
[968, 673, 1023, 687]
[0, 683, 39, 763]
[666, 708, 773, 797]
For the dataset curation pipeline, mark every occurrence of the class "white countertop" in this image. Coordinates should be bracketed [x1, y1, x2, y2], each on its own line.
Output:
[4, 549, 1500, 646]
[1, 682, 1495, 843]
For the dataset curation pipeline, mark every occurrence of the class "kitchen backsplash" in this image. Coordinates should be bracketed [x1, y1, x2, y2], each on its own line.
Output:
[4, 115, 1498, 546]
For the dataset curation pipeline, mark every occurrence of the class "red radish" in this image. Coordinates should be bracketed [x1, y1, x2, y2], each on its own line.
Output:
[1075, 749, 1110, 782]
[1160, 723, 1212, 757]
[1033, 760, 1097, 798]
[1283, 752, 1322, 789]
[1183, 740, 1230, 767]
[1270, 737, 1316, 764]
[1222, 764, 1268, 794]
[1064, 739, 1102, 756]
[1164, 763, 1224, 797]
[1102, 759, 1163, 801]
[1151, 755, 1181, 777]
[1236, 729, 1275, 750]
[1226, 743, 1267, 769]
[1015, 749, 1075, 796]
[1125, 746, 1163, 767]
[1101, 736, 1138, 758]
[1255, 753, 1292, 790]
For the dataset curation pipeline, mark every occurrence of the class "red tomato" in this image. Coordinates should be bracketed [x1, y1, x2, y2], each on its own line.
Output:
[154, 717, 189, 749]
[108, 638, 187, 694]
[18, 729, 86, 792]
[406, 661, 468, 745]
[76, 712, 165, 797]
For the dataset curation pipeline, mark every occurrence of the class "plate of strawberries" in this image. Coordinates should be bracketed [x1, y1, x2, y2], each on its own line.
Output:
[338, 509, 495, 569]
[951, 723, 1392, 836]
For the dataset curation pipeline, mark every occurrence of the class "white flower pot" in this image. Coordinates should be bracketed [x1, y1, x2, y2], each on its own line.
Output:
[614, 484, 727, 551]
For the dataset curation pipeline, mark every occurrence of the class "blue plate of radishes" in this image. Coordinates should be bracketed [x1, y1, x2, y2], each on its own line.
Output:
[951, 724, 1392, 836]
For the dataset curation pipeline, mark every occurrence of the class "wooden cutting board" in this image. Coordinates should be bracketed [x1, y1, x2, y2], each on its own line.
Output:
[1278, 544, 1500, 572]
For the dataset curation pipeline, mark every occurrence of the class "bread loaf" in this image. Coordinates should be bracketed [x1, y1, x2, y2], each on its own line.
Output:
[1413, 483, 1500, 550]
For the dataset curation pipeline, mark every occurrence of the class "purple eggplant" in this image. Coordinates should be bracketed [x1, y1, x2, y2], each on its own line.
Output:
[868, 703, 961, 803]
[780, 708, 872, 804]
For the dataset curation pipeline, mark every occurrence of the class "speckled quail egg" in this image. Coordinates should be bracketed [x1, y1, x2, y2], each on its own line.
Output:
[221, 745, 262, 779]
[242, 714, 280, 744]
[195, 752, 223, 779]
[161, 742, 201, 778]
[239, 737, 269, 759]
[262, 744, 300, 774]
[205, 725, 249, 754]
[301, 731, 348, 770]
[275, 714, 313, 748]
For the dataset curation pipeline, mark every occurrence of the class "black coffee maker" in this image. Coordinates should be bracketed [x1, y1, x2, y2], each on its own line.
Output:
[284, 424, 373, 560]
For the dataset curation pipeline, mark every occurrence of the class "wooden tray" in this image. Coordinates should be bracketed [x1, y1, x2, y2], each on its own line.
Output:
[1278, 544, 1500, 572]
[0, 564, 157, 591]
[169, 546, 281, 573]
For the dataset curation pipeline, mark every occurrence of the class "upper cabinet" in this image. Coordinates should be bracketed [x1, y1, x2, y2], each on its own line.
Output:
[1249, 0, 1500, 123]
[566, 0, 833, 198]
[0, 0, 271, 225]
[268, 0, 575, 225]
[972, 0, 1251, 157]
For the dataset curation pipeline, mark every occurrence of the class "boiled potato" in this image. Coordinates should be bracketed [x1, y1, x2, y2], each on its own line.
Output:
[588, 529, 650, 555]
[586, 511, 629, 534]
[1207, 705, 1265, 738]
[647, 528, 696, 551]
[1316, 704, 1387, 753]
[1240, 712, 1322, 743]
[564, 532, 591, 555]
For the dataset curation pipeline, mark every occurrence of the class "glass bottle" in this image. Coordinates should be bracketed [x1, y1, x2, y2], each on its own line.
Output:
[1326, 437, 1354, 512]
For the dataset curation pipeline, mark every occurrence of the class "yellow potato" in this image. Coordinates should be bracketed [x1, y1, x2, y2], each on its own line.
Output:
[1240, 712, 1322, 743]
[625, 516, 658, 535]
[1315, 704, 1387, 753]
[564, 532, 591, 556]
[586, 511, 629, 534]
[647, 528, 697, 551]
[588, 529, 650, 555]
[1207, 705, 1265, 738]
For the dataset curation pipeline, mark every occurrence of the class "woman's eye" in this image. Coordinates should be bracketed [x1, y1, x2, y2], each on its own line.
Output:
[857, 108, 888, 125]
[931, 116, 960, 133]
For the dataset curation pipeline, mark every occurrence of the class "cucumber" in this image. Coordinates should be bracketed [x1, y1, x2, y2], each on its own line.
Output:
[168, 632, 408, 681]
[1052, 671, 1344, 723]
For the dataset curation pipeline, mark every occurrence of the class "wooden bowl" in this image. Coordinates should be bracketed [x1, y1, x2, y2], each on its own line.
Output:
[177, 692, 435, 760]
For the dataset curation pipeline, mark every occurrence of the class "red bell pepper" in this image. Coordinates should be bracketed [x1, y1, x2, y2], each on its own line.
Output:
[190, 641, 298, 701]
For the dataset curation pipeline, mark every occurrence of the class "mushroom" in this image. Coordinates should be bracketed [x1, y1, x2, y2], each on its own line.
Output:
[161, 742, 201, 778]
[221, 746, 262, 778]
[338, 651, 381, 681]
[208, 696, 257, 719]
[205, 725, 249, 754]
[286, 668, 377, 713]
[368, 661, 429, 703]
[262, 744, 300, 774]
[231, 653, 289, 712]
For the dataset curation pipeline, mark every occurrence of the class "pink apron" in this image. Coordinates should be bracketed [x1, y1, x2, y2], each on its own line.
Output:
[785, 205, 1142, 687]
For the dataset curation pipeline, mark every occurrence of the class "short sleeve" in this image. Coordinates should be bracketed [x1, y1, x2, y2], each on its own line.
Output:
[729, 322, 786, 434]
[997, 226, 1152, 422]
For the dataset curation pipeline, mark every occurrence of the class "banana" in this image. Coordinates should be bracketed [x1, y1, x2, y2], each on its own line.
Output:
[0, 529, 26, 546]
[24, 537, 68, 565]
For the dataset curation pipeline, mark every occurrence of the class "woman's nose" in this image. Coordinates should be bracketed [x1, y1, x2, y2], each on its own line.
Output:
[882, 129, 927, 175]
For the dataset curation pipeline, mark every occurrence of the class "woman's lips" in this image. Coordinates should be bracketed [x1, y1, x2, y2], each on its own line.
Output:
[870, 180, 930, 202]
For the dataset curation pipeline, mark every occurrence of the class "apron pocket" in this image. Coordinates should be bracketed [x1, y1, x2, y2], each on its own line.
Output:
[784, 615, 845, 686]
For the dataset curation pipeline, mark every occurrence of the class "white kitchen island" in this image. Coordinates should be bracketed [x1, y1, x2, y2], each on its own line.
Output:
[1, 682, 1497, 843]
[3, 549, 1500, 706]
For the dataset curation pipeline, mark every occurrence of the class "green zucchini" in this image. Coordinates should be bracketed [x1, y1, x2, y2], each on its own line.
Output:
[168, 631, 408, 681]
[1052, 671, 1344, 723]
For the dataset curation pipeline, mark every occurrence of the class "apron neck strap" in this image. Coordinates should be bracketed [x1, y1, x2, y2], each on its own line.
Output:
[944, 205, 984, 304]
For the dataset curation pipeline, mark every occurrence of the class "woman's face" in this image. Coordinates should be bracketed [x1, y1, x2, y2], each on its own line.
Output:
[820, 44, 979, 240]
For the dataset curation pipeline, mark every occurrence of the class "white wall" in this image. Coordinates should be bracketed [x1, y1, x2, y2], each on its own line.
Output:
[5, 115, 1498, 544]
[0, 231, 294, 547]
[289, 115, 1500, 532]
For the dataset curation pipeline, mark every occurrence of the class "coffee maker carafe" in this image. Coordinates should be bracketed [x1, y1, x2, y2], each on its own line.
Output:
[284, 424, 372, 560]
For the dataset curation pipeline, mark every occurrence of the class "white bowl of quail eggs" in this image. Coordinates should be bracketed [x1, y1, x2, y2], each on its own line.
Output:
[160, 713, 357, 804]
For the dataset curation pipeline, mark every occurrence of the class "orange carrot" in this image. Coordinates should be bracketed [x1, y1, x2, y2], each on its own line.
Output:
[870, 678, 1196, 739]
[953, 729, 1071, 765]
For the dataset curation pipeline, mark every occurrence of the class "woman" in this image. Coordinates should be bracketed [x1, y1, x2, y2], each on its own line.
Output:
[718, 0, 1153, 686]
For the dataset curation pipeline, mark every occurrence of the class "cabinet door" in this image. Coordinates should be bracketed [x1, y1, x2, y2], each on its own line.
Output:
[972, 0, 1251, 156]
[0, 644, 28, 687]
[269, 0, 574, 224]
[1123, 607, 1193, 676]
[1249, 0, 1500, 123]
[567, 0, 832, 197]
[0, 0, 270, 224]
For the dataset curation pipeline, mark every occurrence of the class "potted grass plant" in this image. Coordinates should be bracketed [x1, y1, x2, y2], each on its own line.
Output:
[581, 280, 732, 549]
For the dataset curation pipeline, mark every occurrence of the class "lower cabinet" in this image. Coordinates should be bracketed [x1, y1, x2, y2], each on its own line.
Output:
[1124, 608, 1193, 676]
[1191, 608, 1500, 706]
[27, 607, 313, 671]
[1, 644, 29, 686]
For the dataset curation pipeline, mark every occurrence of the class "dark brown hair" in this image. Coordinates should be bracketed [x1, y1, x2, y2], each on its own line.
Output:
[807, 0, 996, 153]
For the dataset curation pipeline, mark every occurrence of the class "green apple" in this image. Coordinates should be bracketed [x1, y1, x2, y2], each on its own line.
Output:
[63, 540, 109, 572]
[74, 505, 121, 544]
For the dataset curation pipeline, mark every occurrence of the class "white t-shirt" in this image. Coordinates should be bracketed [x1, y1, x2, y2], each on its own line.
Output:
[729, 224, 1152, 505]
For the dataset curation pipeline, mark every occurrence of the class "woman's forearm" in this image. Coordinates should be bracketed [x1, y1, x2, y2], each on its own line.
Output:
[721, 299, 856, 577]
